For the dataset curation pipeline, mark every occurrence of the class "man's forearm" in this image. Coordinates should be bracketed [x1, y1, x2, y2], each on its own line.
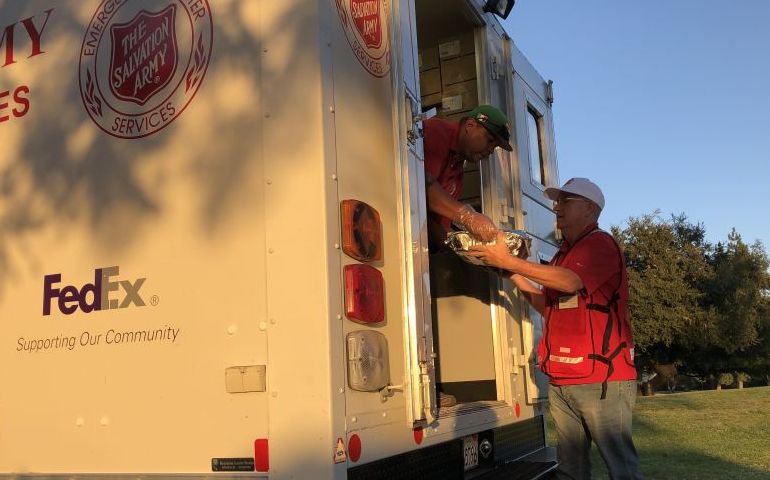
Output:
[504, 256, 583, 294]
[426, 178, 464, 220]
[511, 274, 545, 314]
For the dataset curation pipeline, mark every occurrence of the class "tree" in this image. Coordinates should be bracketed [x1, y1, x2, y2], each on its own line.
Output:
[704, 231, 769, 353]
[735, 372, 751, 389]
[613, 213, 711, 366]
[719, 273, 770, 382]
[717, 372, 734, 390]
[614, 213, 770, 383]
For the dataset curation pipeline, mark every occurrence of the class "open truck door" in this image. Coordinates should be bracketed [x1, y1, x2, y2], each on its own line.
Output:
[391, 0, 439, 426]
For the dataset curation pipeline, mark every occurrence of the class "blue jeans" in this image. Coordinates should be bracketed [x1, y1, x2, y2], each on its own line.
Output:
[549, 381, 643, 480]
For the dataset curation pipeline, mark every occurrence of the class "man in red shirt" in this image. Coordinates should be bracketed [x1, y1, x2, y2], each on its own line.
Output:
[423, 105, 513, 246]
[468, 178, 643, 480]
[423, 105, 513, 408]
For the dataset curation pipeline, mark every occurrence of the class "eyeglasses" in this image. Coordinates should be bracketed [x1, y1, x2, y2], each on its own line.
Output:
[552, 196, 585, 207]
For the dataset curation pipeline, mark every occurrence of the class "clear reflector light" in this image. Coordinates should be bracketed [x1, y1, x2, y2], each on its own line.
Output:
[347, 330, 390, 391]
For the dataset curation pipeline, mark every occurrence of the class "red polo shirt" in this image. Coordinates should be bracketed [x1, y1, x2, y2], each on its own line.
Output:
[551, 223, 621, 299]
[424, 118, 464, 229]
[540, 223, 637, 385]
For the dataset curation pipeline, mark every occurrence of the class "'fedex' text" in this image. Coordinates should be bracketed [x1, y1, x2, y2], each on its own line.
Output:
[43, 266, 147, 316]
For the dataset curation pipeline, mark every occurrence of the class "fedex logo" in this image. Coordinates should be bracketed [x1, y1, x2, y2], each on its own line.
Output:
[43, 266, 146, 316]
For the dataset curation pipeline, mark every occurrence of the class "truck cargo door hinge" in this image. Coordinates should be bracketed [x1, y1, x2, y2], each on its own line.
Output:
[545, 80, 554, 106]
[490, 55, 501, 80]
[413, 107, 437, 125]
[511, 347, 528, 373]
[407, 129, 419, 146]
[409, 106, 437, 145]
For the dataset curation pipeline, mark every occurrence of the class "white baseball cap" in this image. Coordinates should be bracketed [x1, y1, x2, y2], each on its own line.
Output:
[544, 177, 605, 210]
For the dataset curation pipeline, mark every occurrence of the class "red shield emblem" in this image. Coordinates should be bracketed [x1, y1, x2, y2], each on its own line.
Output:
[109, 5, 178, 105]
[350, 0, 381, 49]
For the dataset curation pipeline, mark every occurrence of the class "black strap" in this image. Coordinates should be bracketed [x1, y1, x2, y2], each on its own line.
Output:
[600, 309, 613, 355]
[591, 291, 621, 355]
[586, 303, 610, 313]
[588, 341, 627, 400]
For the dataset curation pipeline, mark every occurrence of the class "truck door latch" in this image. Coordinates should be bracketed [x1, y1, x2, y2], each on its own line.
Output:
[408, 107, 437, 145]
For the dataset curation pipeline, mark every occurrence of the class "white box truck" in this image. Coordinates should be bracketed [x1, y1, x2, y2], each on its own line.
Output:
[0, 0, 562, 477]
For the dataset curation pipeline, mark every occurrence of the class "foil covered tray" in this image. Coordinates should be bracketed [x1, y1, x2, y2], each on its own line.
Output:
[445, 230, 532, 266]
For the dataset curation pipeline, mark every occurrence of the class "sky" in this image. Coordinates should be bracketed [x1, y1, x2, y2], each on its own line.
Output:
[504, 1, 770, 248]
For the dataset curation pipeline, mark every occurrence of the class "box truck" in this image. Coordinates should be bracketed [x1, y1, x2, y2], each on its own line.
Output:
[0, 0, 562, 477]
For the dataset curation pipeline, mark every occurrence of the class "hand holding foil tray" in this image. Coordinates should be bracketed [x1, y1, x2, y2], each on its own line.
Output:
[445, 229, 532, 266]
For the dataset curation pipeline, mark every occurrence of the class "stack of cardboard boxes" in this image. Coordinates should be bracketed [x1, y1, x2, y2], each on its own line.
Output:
[418, 32, 482, 206]
[419, 32, 479, 121]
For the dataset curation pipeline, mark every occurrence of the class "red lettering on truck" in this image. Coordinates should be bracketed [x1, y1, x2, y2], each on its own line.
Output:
[0, 85, 30, 123]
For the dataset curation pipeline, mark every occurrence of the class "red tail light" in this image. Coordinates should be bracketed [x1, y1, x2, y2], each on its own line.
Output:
[344, 264, 385, 324]
[255, 438, 269, 472]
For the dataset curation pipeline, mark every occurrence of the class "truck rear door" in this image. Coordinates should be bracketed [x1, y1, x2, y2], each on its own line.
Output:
[392, 0, 438, 425]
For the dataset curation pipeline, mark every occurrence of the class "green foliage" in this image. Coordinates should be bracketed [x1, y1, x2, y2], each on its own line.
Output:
[612, 212, 711, 354]
[717, 372, 734, 387]
[706, 230, 770, 353]
[613, 213, 770, 379]
[735, 372, 751, 388]
[735, 372, 751, 382]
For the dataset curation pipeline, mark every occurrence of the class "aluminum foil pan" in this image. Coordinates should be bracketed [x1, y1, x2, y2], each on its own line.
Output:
[445, 229, 532, 266]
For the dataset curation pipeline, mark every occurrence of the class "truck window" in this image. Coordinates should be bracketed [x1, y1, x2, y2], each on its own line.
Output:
[527, 107, 546, 187]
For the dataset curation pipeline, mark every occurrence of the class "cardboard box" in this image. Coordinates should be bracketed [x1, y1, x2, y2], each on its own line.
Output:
[419, 68, 442, 95]
[421, 92, 443, 108]
[440, 80, 478, 114]
[438, 32, 475, 60]
[440, 54, 476, 86]
[418, 46, 439, 71]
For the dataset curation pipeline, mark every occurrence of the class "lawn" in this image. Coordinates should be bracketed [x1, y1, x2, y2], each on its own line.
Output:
[547, 386, 770, 480]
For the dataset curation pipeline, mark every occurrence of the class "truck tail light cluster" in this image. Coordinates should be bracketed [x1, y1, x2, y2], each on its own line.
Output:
[341, 199, 389, 392]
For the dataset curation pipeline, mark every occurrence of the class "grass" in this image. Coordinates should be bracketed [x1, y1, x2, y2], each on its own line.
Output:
[546, 386, 770, 480]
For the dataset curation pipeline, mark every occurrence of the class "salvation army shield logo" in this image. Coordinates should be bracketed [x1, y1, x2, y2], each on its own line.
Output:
[109, 6, 178, 105]
[336, 0, 390, 77]
[79, 0, 213, 139]
[351, 0, 381, 49]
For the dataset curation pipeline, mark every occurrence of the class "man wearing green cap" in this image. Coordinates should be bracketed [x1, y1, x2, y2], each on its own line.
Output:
[424, 104, 513, 245]
[423, 105, 514, 408]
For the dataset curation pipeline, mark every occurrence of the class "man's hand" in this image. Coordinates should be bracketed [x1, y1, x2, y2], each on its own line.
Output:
[467, 231, 517, 269]
[454, 205, 497, 242]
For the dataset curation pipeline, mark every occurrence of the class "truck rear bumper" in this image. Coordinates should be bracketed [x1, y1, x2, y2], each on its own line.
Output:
[348, 416, 554, 480]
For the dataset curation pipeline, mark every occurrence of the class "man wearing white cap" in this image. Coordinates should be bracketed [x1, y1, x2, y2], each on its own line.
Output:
[468, 178, 643, 480]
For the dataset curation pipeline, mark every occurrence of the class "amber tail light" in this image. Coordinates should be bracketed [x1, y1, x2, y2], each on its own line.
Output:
[341, 199, 382, 262]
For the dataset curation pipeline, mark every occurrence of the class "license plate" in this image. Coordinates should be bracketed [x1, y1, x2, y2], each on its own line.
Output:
[463, 434, 479, 471]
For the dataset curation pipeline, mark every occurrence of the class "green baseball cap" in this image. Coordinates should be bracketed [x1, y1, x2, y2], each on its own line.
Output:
[469, 105, 513, 151]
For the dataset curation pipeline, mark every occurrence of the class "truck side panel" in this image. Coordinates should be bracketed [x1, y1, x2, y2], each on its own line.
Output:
[0, 0, 280, 473]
